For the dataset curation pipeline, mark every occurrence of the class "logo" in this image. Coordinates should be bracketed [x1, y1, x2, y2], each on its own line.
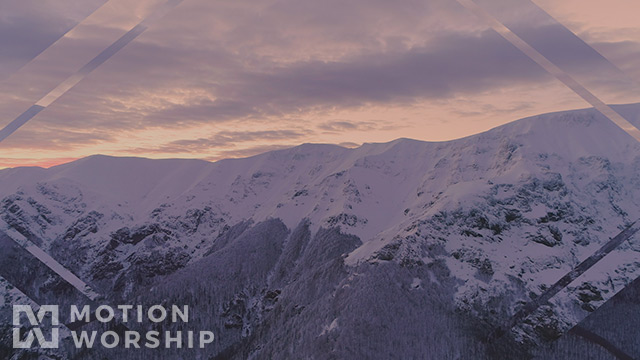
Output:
[11, 304, 215, 350]
[13, 305, 59, 349]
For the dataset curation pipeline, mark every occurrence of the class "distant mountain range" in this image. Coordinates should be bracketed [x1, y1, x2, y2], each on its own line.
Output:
[2, 103, 640, 359]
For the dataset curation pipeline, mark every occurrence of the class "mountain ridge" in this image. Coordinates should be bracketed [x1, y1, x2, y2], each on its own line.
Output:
[1, 103, 640, 358]
[3, 102, 639, 173]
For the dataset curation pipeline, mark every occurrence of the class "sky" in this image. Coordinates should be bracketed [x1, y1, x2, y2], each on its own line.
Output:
[0, 0, 638, 168]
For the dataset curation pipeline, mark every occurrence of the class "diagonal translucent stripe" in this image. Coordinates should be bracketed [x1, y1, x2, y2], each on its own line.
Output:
[474, 0, 639, 93]
[525, 0, 638, 87]
[456, 0, 640, 142]
[36, 23, 149, 107]
[488, 218, 640, 341]
[0, 275, 40, 309]
[0, 218, 102, 301]
[0, 105, 45, 143]
[0, 275, 64, 328]
[0, 0, 184, 144]
[570, 325, 634, 360]
[0, 0, 109, 82]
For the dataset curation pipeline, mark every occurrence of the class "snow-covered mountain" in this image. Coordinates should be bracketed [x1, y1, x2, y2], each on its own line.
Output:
[2, 103, 640, 359]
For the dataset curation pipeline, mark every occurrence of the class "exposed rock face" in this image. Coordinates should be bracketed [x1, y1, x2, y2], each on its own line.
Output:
[1, 104, 640, 359]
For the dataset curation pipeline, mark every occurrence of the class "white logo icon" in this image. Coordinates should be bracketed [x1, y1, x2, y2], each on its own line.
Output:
[12, 305, 59, 349]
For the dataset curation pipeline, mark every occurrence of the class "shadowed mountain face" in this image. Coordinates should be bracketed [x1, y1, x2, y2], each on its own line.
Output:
[535, 274, 640, 359]
[1, 104, 640, 359]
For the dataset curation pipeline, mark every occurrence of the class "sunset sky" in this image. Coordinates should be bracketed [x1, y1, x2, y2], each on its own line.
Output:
[0, 0, 639, 168]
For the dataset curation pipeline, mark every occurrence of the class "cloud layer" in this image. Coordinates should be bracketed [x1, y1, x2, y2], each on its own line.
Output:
[0, 0, 638, 167]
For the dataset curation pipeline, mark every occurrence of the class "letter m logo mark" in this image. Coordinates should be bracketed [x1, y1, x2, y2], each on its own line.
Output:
[12, 305, 59, 349]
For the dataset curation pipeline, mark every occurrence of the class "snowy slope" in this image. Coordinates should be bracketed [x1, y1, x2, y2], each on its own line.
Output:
[1, 103, 640, 357]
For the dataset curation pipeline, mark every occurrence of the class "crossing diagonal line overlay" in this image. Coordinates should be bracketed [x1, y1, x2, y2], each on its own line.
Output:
[455, 0, 640, 143]
[0, 219, 102, 301]
[0, 0, 184, 144]
[457, 0, 640, 349]
[524, 0, 639, 88]
[488, 219, 640, 341]
[0, 230, 136, 332]
[0, 274, 63, 325]
[570, 326, 634, 360]
[0, 0, 109, 82]
[0, 0, 184, 334]
[0, 0, 186, 322]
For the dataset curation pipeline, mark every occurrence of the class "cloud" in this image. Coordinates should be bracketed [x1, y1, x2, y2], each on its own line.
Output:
[0, 126, 113, 150]
[450, 102, 534, 118]
[123, 129, 309, 154]
[318, 121, 376, 132]
[32, 27, 557, 133]
[1, 0, 639, 158]
[0, 157, 79, 169]
[0, 0, 104, 78]
[205, 144, 293, 160]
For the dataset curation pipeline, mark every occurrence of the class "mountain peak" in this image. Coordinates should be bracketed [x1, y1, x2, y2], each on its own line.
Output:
[2, 104, 640, 359]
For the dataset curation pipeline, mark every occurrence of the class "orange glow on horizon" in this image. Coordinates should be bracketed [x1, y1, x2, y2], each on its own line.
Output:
[0, 157, 80, 170]
[1, 1, 638, 169]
